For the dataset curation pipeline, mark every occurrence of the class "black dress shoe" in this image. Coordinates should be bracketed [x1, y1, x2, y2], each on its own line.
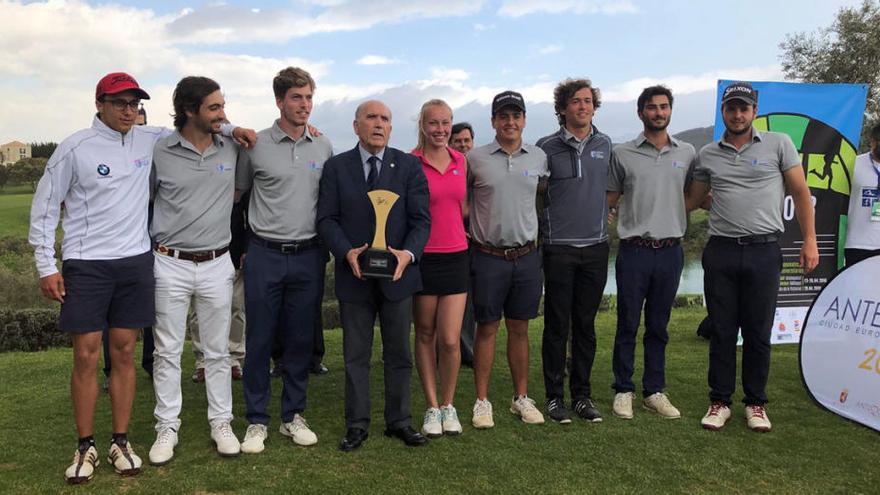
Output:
[383, 426, 427, 447]
[310, 362, 329, 375]
[339, 428, 368, 452]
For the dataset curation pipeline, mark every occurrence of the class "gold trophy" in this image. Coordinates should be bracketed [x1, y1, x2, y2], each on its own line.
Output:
[359, 189, 400, 279]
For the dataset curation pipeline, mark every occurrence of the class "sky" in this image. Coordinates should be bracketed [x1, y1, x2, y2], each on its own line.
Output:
[0, 0, 863, 150]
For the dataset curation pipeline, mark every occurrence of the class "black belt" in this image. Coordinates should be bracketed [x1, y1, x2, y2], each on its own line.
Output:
[711, 234, 779, 245]
[474, 241, 536, 261]
[622, 237, 681, 249]
[252, 235, 320, 254]
[154, 244, 228, 262]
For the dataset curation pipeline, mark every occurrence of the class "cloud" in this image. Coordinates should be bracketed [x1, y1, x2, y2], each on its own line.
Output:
[498, 0, 639, 17]
[165, 0, 488, 44]
[599, 65, 783, 102]
[356, 55, 401, 66]
[473, 22, 495, 31]
[537, 44, 563, 55]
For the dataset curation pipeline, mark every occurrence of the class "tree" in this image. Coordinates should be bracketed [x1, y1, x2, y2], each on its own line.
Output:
[29, 142, 57, 159]
[8, 157, 47, 191]
[779, 0, 880, 151]
[0, 165, 8, 190]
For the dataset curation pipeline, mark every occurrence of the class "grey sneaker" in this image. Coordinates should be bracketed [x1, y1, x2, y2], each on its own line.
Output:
[572, 399, 603, 423]
[546, 397, 572, 424]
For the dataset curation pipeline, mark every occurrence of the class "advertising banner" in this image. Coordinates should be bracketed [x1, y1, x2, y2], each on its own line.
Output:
[713, 80, 868, 344]
[800, 255, 880, 432]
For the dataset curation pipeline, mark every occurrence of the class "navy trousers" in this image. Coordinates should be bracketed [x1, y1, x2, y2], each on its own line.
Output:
[612, 242, 683, 396]
[243, 240, 324, 424]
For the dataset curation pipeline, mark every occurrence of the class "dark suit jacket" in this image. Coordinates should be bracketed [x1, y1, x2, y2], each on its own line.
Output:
[316, 145, 430, 303]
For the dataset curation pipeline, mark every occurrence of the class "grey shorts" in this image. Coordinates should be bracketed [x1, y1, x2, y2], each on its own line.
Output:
[59, 251, 155, 333]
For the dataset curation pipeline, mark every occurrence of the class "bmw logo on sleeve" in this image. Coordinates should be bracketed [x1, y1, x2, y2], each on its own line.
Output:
[97, 164, 111, 178]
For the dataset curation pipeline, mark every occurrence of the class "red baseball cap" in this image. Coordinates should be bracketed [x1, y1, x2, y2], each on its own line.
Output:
[95, 72, 151, 100]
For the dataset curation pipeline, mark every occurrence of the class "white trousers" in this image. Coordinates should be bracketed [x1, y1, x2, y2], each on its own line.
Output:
[191, 269, 246, 368]
[153, 252, 234, 431]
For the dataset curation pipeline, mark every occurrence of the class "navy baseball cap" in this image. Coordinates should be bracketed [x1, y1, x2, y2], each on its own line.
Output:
[491, 90, 526, 116]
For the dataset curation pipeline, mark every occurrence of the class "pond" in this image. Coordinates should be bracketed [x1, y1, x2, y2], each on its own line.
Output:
[603, 258, 704, 295]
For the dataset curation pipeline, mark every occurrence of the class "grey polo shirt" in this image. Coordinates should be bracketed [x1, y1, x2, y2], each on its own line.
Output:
[693, 129, 800, 237]
[235, 120, 333, 241]
[468, 140, 549, 246]
[608, 133, 696, 239]
[150, 132, 239, 251]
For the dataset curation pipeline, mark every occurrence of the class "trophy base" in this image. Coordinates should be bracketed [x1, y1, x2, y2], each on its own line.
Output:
[359, 248, 397, 279]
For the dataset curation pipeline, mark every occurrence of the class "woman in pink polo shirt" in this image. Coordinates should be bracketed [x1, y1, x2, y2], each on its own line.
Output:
[411, 99, 469, 438]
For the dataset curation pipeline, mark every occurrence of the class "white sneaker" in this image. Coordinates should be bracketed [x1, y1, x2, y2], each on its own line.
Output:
[510, 396, 545, 425]
[241, 424, 268, 454]
[613, 392, 634, 419]
[701, 402, 731, 431]
[210, 421, 241, 457]
[472, 399, 495, 429]
[421, 407, 443, 438]
[280, 414, 318, 446]
[65, 445, 99, 484]
[643, 392, 681, 419]
[440, 405, 463, 435]
[107, 441, 142, 476]
[149, 427, 178, 466]
[745, 405, 772, 432]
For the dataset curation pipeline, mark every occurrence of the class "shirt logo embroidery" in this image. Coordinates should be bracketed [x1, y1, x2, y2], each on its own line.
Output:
[862, 187, 879, 207]
[216, 163, 232, 172]
[97, 164, 111, 176]
[133, 156, 150, 169]
[309, 161, 323, 170]
[672, 161, 686, 169]
[590, 150, 605, 159]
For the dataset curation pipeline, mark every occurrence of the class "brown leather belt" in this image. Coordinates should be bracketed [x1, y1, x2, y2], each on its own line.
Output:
[154, 243, 228, 262]
[474, 241, 536, 261]
[622, 237, 681, 249]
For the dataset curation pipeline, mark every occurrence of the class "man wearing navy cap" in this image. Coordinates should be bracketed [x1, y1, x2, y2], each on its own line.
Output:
[687, 81, 818, 432]
[469, 91, 549, 429]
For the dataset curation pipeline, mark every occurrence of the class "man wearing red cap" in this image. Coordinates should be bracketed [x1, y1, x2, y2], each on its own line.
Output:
[29, 72, 254, 484]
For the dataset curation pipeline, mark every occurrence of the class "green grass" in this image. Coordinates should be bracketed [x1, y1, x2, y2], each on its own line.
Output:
[0, 189, 34, 239]
[0, 307, 877, 494]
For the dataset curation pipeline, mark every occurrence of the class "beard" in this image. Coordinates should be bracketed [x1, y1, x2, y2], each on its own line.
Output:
[644, 119, 669, 132]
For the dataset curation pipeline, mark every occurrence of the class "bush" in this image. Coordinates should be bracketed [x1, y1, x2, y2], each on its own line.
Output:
[0, 308, 66, 352]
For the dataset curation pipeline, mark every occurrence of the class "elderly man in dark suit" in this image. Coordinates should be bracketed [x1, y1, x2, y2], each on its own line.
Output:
[317, 100, 431, 451]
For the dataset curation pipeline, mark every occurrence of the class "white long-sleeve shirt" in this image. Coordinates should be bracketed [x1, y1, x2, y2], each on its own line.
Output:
[29, 116, 170, 277]
[30, 116, 241, 277]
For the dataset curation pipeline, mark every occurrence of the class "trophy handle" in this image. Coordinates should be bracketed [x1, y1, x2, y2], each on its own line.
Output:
[367, 190, 400, 250]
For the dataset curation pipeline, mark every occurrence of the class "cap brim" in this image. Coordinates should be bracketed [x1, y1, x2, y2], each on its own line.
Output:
[101, 86, 151, 100]
[492, 103, 526, 115]
[722, 96, 756, 106]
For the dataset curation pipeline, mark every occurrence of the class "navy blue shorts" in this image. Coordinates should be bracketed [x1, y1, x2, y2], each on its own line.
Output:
[59, 251, 155, 333]
[471, 248, 543, 323]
